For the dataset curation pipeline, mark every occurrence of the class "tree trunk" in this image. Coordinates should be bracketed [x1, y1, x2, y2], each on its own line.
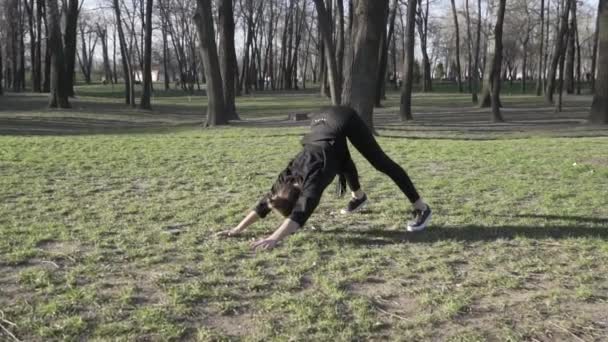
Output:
[450, 0, 463, 92]
[400, 0, 417, 121]
[63, 0, 79, 97]
[589, 0, 607, 124]
[347, 0, 388, 129]
[417, 0, 432, 92]
[46, 0, 70, 108]
[491, 0, 506, 122]
[591, 1, 600, 94]
[336, 0, 345, 95]
[546, 0, 572, 104]
[565, 0, 577, 94]
[536, 0, 545, 96]
[556, 42, 566, 112]
[113, 0, 135, 106]
[465, 0, 473, 94]
[218, 0, 239, 119]
[472, 0, 481, 103]
[313, 0, 341, 105]
[575, 22, 581, 95]
[97, 25, 112, 84]
[140, 0, 153, 109]
[375, 0, 397, 107]
[161, 17, 170, 90]
[479, 35, 494, 108]
[0, 48, 3, 95]
[194, 0, 227, 126]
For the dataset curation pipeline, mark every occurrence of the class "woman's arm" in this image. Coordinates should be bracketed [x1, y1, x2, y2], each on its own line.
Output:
[250, 218, 300, 250]
[216, 211, 260, 237]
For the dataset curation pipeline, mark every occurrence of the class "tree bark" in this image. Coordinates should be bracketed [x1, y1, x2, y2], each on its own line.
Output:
[400, 0, 417, 121]
[313, 0, 341, 105]
[417, 0, 432, 92]
[490, 0, 506, 122]
[161, 15, 170, 90]
[194, 0, 227, 126]
[450, 0, 463, 92]
[0, 47, 3, 95]
[536, 0, 545, 96]
[113, 0, 135, 106]
[46, 0, 70, 108]
[472, 0, 481, 103]
[139, 0, 153, 109]
[336, 0, 345, 95]
[218, 0, 239, 119]
[96, 24, 113, 84]
[589, 0, 607, 124]
[347, 0, 388, 129]
[375, 0, 397, 107]
[62, 0, 79, 97]
[565, 0, 577, 94]
[591, 1, 600, 94]
[546, 0, 572, 104]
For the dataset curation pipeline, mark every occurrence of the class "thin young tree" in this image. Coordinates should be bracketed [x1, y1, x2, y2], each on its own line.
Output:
[591, 1, 600, 94]
[589, 0, 607, 124]
[490, 0, 506, 122]
[545, 0, 572, 104]
[375, 0, 398, 107]
[416, 0, 432, 92]
[46, 0, 70, 108]
[194, 0, 227, 126]
[0, 47, 3, 95]
[472, 0, 482, 103]
[76, 17, 99, 84]
[113, 0, 135, 106]
[313, 0, 341, 105]
[96, 22, 113, 84]
[400, 0, 418, 121]
[536, 0, 545, 96]
[450, 0, 463, 92]
[139, 0, 153, 110]
[565, 0, 577, 94]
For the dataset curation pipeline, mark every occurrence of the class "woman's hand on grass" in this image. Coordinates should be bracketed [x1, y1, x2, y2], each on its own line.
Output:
[250, 238, 278, 251]
[215, 228, 241, 238]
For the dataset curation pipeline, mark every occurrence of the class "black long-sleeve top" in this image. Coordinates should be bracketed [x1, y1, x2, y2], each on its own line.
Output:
[253, 141, 340, 226]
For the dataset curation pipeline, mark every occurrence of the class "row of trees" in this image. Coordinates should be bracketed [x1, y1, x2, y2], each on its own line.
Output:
[0, 0, 606, 124]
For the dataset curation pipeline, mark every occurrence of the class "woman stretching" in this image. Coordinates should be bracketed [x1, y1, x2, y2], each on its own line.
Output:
[217, 106, 431, 250]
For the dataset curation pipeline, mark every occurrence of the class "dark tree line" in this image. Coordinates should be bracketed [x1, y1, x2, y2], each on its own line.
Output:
[0, 0, 606, 125]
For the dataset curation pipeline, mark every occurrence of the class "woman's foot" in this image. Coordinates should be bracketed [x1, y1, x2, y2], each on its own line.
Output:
[407, 205, 432, 232]
[340, 194, 368, 214]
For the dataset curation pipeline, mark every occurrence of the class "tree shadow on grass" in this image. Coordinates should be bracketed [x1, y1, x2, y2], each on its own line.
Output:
[318, 220, 608, 247]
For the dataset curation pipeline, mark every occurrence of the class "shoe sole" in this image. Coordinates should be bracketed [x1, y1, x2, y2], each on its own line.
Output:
[340, 199, 368, 215]
[407, 211, 432, 232]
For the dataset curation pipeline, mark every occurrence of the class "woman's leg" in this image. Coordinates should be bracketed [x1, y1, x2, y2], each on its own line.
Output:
[341, 109, 421, 204]
[340, 145, 361, 192]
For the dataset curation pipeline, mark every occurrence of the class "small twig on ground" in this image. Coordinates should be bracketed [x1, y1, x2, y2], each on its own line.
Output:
[0, 311, 16, 327]
[40, 260, 60, 268]
[373, 305, 412, 322]
[549, 321, 587, 342]
[0, 322, 21, 342]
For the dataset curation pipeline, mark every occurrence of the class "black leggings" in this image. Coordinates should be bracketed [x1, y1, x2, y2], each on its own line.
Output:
[321, 106, 421, 204]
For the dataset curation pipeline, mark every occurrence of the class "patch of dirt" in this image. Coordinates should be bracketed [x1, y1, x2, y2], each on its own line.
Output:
[204, 313, 257, 337]
[350, 279, 421, 323]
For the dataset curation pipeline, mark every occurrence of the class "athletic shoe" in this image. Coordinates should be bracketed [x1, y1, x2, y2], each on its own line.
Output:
[340, 194, 368, 214]
[407, 205, 432, 232]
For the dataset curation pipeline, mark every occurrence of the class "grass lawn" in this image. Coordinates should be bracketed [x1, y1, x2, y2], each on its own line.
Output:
[1, 86, 607, 341]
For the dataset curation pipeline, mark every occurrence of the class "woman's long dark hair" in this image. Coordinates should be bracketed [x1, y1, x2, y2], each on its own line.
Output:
[268, 176, 302, 217]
